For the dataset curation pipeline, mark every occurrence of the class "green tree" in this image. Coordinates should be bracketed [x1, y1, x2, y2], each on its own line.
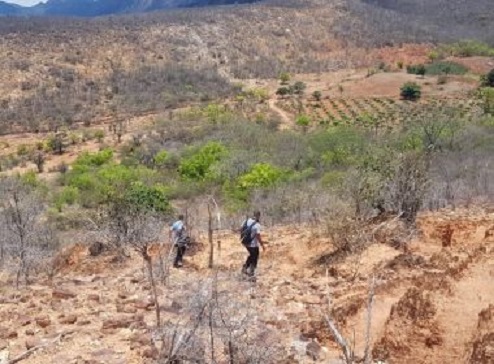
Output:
[400, 82, 422, 101]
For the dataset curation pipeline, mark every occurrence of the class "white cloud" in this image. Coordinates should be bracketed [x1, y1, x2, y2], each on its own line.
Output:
[3, 0, 45, 6]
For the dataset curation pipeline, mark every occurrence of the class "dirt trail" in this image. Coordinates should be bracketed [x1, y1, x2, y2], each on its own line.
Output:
[268, 98, 292, 129]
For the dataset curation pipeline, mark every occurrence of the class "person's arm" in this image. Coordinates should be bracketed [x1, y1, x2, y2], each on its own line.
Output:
[255, 223, 266, 251]
[257, 232, 266, 251]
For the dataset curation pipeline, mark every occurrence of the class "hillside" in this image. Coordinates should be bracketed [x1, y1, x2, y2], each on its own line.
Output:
[0, 208, 493, 363]
[0, 0, 494, 363]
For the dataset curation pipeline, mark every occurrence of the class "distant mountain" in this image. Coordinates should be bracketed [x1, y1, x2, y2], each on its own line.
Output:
[0, 1, 23, 15]
[0, 0, 260, 17]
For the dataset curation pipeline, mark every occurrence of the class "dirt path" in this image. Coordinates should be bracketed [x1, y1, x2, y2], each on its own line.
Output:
[268, 98, 292, 129]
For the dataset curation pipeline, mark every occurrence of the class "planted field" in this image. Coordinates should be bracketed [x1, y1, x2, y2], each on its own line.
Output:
[279, 97, 482, 129]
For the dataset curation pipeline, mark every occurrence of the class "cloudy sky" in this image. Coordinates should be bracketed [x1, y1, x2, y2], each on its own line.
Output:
[3, 0, 45, 6]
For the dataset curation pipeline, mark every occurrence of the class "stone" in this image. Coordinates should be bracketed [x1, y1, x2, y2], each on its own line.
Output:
[25, 338, 42, 350]
[0, 328, 17, 340]
[25, 329, 35, 336]
[59, 314, 78, 325]
[87, 294, 100, 302]
[52, 289, 76, 300]
[17, 315, 33, 326]
[133, 299, 154, 310]
[102, 317, 133, 330]
[142, 346, 159, 360]
[35, 316, 51, 328]
[116, 304, 137, 314]
[306, 340, 322, 360]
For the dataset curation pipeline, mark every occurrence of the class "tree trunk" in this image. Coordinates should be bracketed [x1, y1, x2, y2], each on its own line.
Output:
[144, 252, 161, 327]
[207, 203, 214, 269]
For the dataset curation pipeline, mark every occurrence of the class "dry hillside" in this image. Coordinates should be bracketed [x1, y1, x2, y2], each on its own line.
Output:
[0, 208, 493, 363]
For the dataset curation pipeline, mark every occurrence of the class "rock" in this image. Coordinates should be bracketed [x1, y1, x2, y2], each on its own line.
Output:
[35, 316, 51, 328]
[17, 315, 33, 326]
[306, 340, 322, 360]
[142, 346, 159, 359]
[77, 319, 91, 326]
[25, 338, 42, 350]
[0, 328, 17, 340]
[130, 333, 152, 346]
[59, 314, 78, 325]
[25, 329, 35, 336]
[0, 340, 7, 350]
[102, 317, 133, 330]
[133, 299, 154, 310]
[52, 289, 76, 300]
[87, 294, 100, 302]
[89, 242, 105, 257]
[116, 304, 137, 314]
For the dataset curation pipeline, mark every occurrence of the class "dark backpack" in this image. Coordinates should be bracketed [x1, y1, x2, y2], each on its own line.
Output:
[240, 219, 257, 246]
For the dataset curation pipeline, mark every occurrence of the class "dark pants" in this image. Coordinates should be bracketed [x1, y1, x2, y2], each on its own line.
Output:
[174, 245, 186, 267]
[243, 247, 259, 274]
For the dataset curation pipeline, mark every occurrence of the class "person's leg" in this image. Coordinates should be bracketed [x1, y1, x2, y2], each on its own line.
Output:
[243, 246, 253, 273]
[247, 247, 259, 276]
[174, 245, 184, 267]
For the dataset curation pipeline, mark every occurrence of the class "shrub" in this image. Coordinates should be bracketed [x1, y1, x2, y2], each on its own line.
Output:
[291, 81, 307, 95]
[312, 90, 322, 101]
[276, 87, 291, 97]
[425, 61, 468, 75]
[296, 114, 311, 128]
[482, 69, 494, 87]
[279, 72, 291, 85]
[54, 186, 79, 212]
[400, 82, 422, 101]
[407, 64, 426, 76]
[237, 163, 286, 191]
[153, 150, 169, 168]
[94, 129, 105, 143]
[179, 142, 227, 181]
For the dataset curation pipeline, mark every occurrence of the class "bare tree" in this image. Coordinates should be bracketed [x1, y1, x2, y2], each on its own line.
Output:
[0, 177, 57, 287]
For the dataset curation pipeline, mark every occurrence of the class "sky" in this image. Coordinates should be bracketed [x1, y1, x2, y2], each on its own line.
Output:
[3, 0, 45, 6]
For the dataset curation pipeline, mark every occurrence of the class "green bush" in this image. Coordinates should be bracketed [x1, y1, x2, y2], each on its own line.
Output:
[296, 114, 311, 128]
[237, 163, 286, 190]
[482, 69, 494, 87]
[179, 142, 227, 181]
[153, 150, 169, 168]
[400, 82, 422, 101]
[74, 149, 113, 168]
[425, 61, 468, 75]
[407, 64, 426, 76]
[54, 186, 79, 212]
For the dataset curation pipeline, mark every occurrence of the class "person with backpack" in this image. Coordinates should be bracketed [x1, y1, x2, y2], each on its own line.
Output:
[169, 214, 189, 268]
[240, 211, 265, 279]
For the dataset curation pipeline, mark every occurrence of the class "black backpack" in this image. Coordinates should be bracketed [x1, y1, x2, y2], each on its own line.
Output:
[240, 219, 257, 246]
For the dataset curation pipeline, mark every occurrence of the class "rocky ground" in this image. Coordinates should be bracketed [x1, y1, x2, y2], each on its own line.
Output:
[0, 207, 493, 364]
